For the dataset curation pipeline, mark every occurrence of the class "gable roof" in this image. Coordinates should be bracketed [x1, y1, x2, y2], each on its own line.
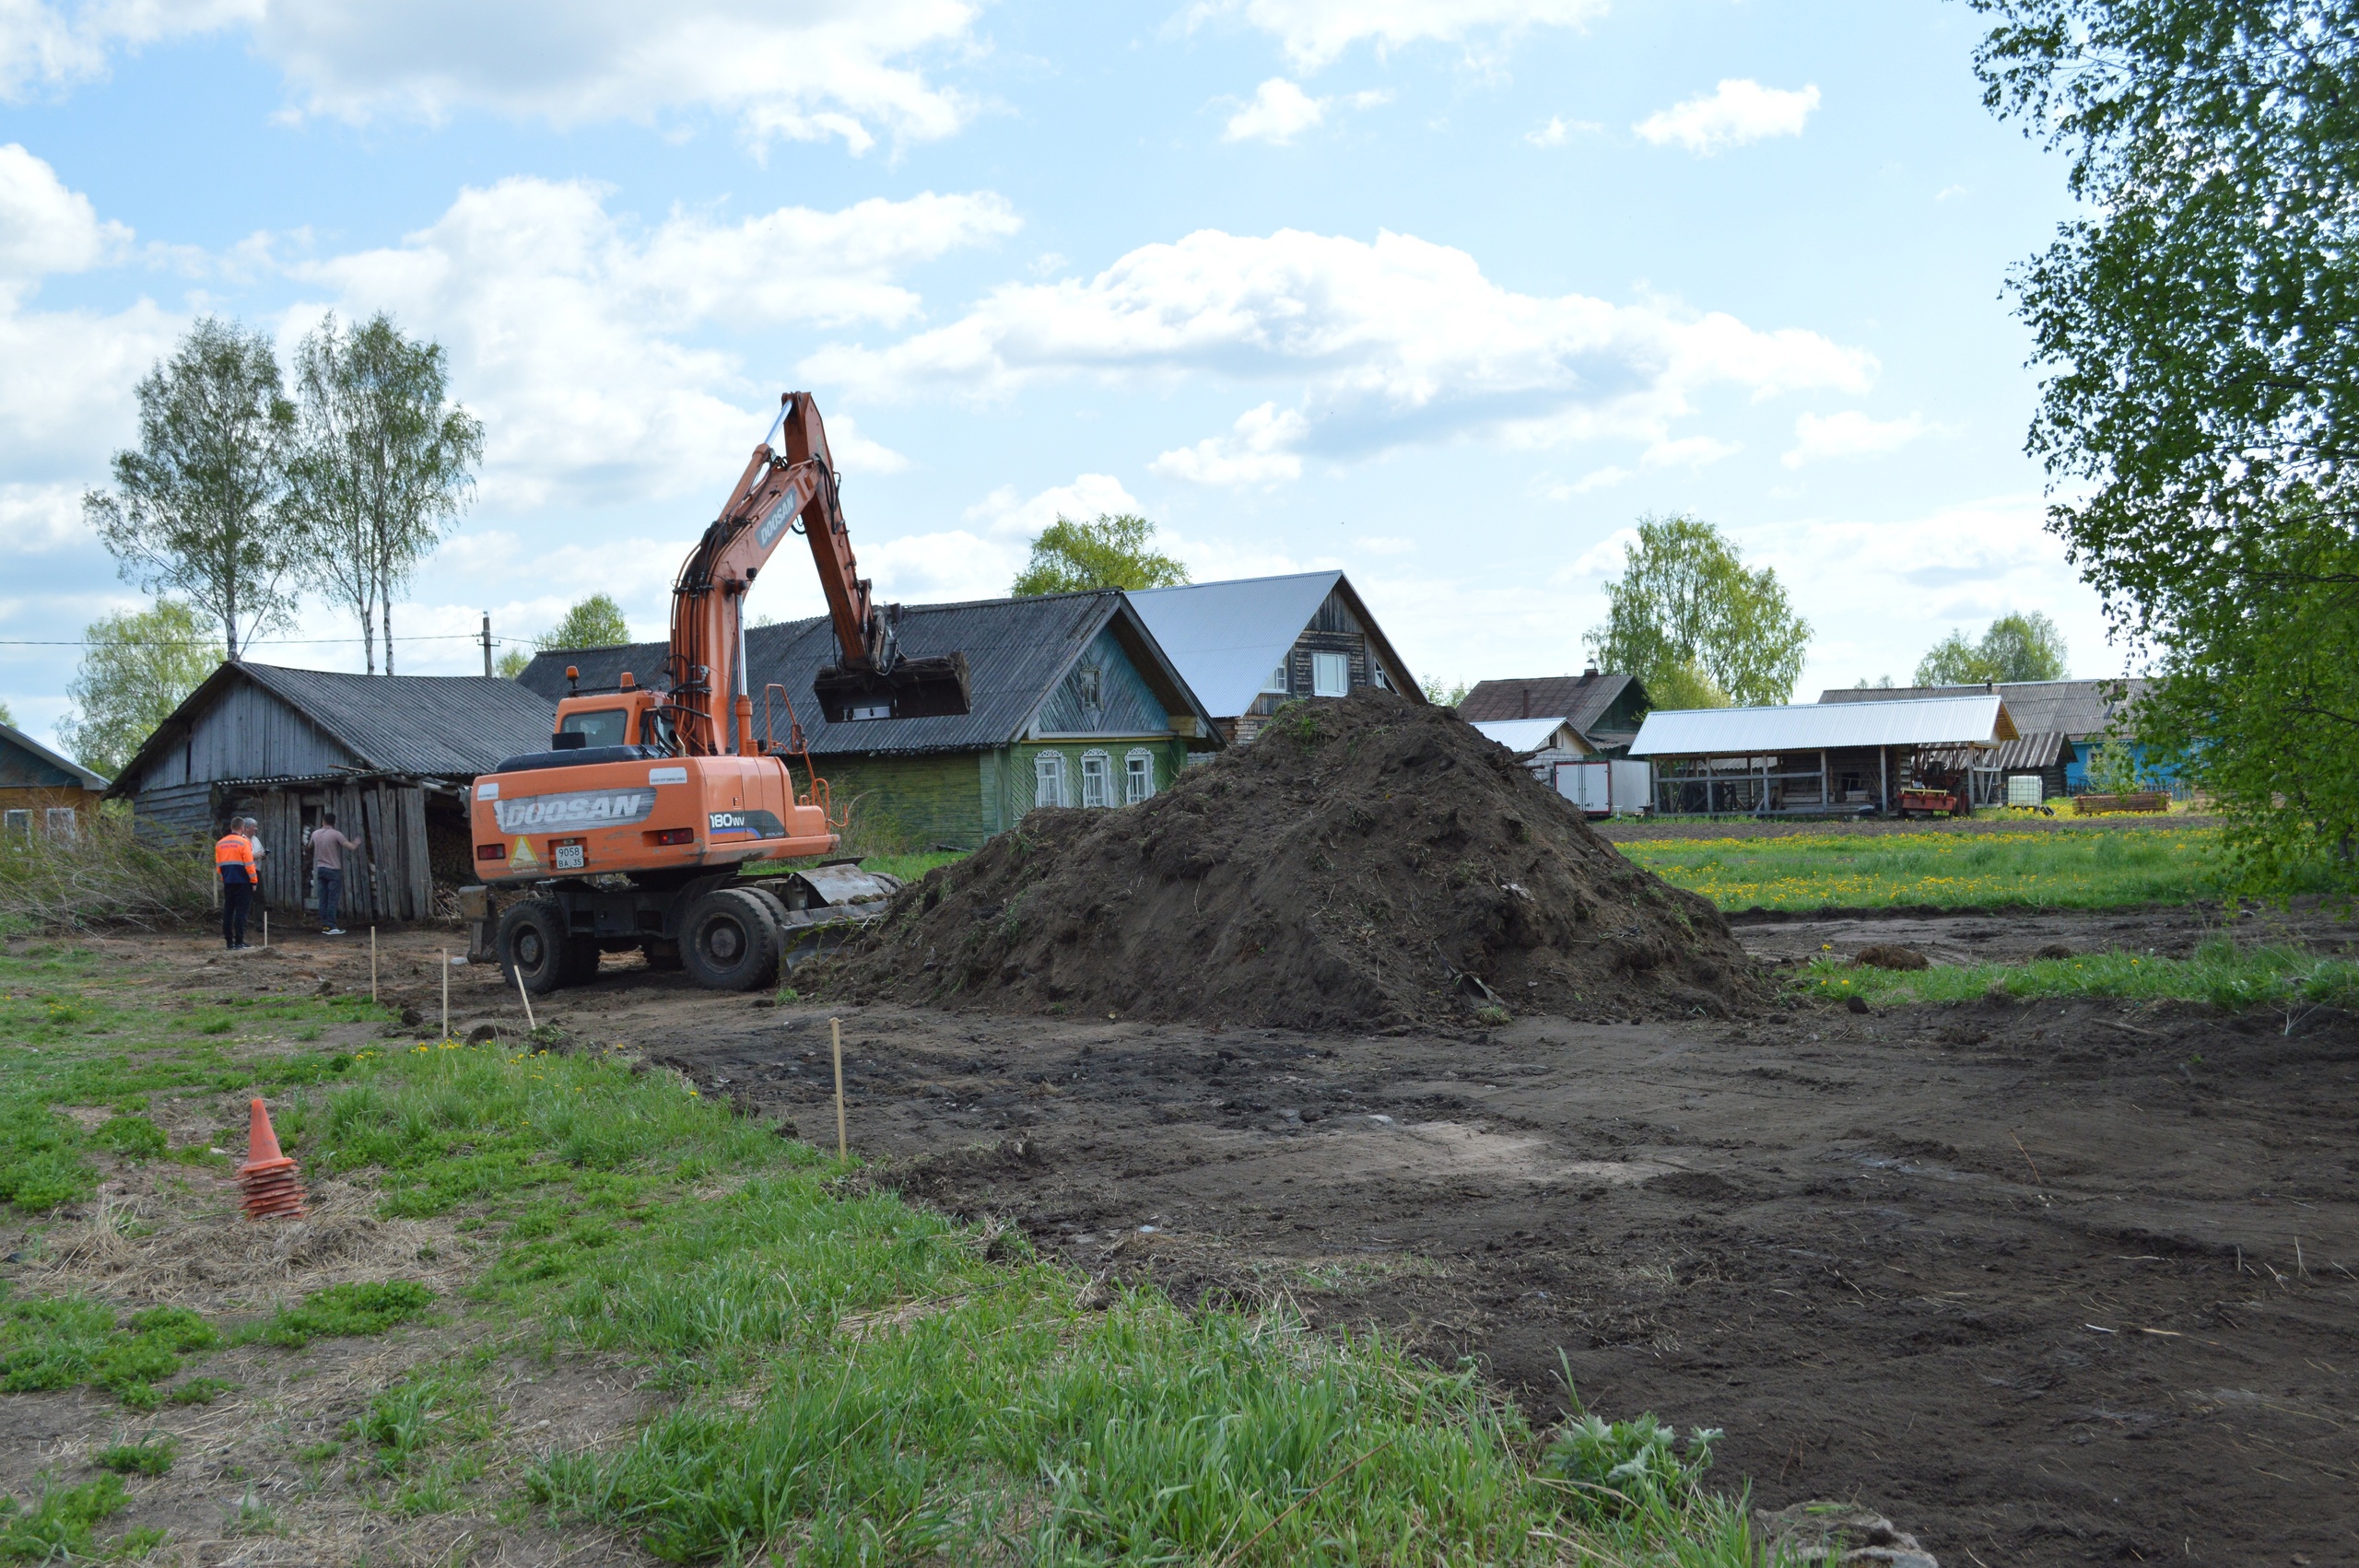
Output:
[0, 721, 107, 790]
[1127, 570, 1422, 716]
[520, 590, 1219, 756]
[1819, 678, 2148, 740]
[1468, 717, 1583, 755]
[1458, 672, 1643, 733]
[1630, 695, 2019, 757]
[107, 662, 557, 796]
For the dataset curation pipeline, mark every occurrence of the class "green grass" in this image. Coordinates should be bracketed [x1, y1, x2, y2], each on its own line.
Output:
[1625, 825, 2232, 910]
[1796, 938, 2359, 1012]
[0, 940, 1771, 1566]
[0, 1296, 220, 1410]
[0, 1475, 137, 1562]
[93, 1438, 176, 1478]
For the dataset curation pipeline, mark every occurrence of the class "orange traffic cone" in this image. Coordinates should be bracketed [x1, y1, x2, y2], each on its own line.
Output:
[237, 1098, 308, 1220]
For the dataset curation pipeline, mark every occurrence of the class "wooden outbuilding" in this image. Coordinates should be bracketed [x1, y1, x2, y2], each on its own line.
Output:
[105, 662, 557, 923]
[0, 721, 108, 841]
[1127, 571, 1422, 744]
[1629, 695, 2019, 817]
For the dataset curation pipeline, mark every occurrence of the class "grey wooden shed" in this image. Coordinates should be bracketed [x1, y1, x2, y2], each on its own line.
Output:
[105, 662, 556, 924]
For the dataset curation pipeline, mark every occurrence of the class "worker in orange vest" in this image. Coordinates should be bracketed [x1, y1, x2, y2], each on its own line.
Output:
[216, 826, 256, 951]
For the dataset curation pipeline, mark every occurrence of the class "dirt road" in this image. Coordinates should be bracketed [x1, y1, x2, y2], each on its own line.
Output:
[139, 915, 2359, 1566]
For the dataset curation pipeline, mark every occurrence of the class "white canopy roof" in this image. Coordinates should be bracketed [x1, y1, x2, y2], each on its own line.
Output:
[1128, 571, 1344, 717]
[1469, 717, 1579, 754]
[1629, 695, 2016, 757]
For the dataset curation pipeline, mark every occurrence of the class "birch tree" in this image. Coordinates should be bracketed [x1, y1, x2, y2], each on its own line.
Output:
[83, 318, 299, 662]
[287, 312, 484, 674]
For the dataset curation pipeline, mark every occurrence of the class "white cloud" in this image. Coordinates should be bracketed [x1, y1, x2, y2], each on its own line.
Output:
[1151, 402, 1306, 486]
[817, 472, 1143, 605]
[0, 141, 130, 293]
[1635, 79, 1819, 155]
[810, 226, 1872, 478]
[963, 472, 1142, 538]
[1220, 77, 1388, 144]
[1569, 465, 1628, 494]
[292, 178, 1014, 509]
[1191, 0, 1608, 70]
[1526, 115, 1569, 146]
[1553, 525, 1638, 581]
[1642, 434, 1739, 467]
[1781, 409, 1928, 468]
[3, 1, 980, 154]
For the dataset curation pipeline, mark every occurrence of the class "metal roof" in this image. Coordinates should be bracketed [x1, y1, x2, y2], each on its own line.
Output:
[106, 661, 557, 796]
[1923, 729, 2067, 773]
[1459, 672, 1644, 737]
[1819, 678, 2147, 740]
[1468, 717, 1581, 755]
[1127, 571, 1345, 717]
[0, 720, 107, 790]
[521, 590, 1219, 756]
[1629, 695, 2018, 757]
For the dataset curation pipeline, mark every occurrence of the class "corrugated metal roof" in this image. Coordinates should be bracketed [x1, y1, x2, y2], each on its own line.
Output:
[1924, 729, 2067, 772]
[0, 720, 106, 790]
[522, 590, 1218, 755]
[1819, 678, 2146, 740]
[1629, 695, 2017, 757]
[1459, 672, 1642, 737]
[1468, 717, 1580, 754]
[1127, 571, 1344, 717]
[237, 665, 557, 775]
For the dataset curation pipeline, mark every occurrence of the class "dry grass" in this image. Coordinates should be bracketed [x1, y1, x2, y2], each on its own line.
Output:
[0, 816, 216, 934]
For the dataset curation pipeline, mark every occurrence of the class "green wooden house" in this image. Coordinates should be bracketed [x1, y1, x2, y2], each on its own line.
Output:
[520, 589, 1223, 851]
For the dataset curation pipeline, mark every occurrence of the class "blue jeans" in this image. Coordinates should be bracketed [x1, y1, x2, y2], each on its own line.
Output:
[221, 874, 251, 947]
[316, 868, 343, 929]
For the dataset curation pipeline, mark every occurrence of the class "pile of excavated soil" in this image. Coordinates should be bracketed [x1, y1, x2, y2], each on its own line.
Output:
[808, 689, 1762, 1029]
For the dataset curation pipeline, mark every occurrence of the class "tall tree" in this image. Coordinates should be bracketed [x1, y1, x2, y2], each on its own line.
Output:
[83, 318, 299, 662]
[1971, 0, 2359, 886]
[285, 312, 483, 675]
[1587, 513, 1811, 708]
[536, 593, 633, 650]
[1914, 612, 2069, 685]
[56, 601, 222, 778]
[1011, 514, 1190, 595]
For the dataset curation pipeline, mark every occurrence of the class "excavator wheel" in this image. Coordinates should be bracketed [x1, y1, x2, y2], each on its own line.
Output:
[680, 887, 782, 992]
[499, 899, 571, 995]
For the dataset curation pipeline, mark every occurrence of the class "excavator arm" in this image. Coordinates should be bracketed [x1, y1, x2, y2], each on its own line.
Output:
[663, 392, 971, 755]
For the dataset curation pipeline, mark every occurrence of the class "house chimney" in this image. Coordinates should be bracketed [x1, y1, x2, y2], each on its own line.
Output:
[1520, 686, 1530, 718]
[1584, 664, 1599, 678]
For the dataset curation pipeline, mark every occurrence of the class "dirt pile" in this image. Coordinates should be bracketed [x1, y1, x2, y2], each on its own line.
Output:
[809, 689, 1763, 1029]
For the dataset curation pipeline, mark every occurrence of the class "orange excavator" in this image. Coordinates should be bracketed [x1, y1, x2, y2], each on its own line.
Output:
[465, 392, 969, 993]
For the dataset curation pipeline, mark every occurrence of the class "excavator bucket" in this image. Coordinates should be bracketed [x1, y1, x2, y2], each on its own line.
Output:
[813, 652, 973, 723]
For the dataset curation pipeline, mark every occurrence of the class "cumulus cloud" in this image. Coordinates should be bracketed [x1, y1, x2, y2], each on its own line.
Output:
[0, 141, 130, 292]
[1635, 79, 1819, 155]
[1220, 77, 1388, 144]
[824, 473, 1144, 605]
[1191, 0, 1608, 69]
[1781, 409, 1928, 468]
[1524, 115, 1594, 147]
[2, 0, 980, 153]
[292, 179, 1015, 508]
[1642, 434, 1740, 468]
[807, 226, 1873, 479]
[1151, 402, 1307, 486]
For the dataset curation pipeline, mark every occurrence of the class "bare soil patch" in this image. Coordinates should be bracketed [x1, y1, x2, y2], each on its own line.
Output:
[810, 689, 1763, 1028]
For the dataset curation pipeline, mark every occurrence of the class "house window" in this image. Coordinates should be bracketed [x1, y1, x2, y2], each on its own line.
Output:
[1079, 750, 1113, 808]
[1034, 751, 1069, 808]
[43, 808, 76, 843]
[1312, 651, 1349, 697]
[1124, 749, 1156, 804]
[2, 810, 28, 841]
[1371, 664, 1391, 691]
[1262, 660, 1290, 696]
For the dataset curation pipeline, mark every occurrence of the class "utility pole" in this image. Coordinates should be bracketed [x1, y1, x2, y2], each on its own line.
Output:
[481, 613, 493, 677]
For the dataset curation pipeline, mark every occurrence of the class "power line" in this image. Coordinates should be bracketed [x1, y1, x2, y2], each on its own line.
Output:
[0, 634, 540, 648]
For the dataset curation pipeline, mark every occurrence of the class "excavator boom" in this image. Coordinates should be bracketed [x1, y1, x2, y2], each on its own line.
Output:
[667, 392, 968, 750]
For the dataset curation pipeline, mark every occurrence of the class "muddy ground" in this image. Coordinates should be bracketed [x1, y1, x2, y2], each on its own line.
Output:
[40, 908, 2359, 1566]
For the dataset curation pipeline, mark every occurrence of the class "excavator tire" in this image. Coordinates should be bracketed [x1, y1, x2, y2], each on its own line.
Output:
[680, 887, 782, 992]
[499, 899, 570, 995]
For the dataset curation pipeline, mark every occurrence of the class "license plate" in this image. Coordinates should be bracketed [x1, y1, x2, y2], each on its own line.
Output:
[553, 844, 584, 870]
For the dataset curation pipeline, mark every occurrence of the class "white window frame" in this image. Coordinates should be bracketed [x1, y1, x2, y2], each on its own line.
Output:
[1262, 659, 1291, 696]
[43, 807, 76, 843]
[1034, 750, 1069, 808]
[1079, 750, 1113, 809]
[2, 809, 29, 841]
[1371, 663, 1391, 691]
[1312, 650, 1350, 697]
[1123, 748, 1156, 804]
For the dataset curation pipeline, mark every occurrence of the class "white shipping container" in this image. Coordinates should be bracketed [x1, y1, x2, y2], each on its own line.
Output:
[1555, 759, 1651, 817]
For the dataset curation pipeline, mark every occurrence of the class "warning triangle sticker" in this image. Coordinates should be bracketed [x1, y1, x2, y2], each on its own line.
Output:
[511, 837, 541, 872]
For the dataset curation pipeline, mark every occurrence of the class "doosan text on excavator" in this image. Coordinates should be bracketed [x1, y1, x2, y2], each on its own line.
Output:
[462, 392, 969, 995]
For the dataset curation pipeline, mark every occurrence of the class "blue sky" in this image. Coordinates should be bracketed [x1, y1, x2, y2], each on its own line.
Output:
[1, 0, 2103, 743]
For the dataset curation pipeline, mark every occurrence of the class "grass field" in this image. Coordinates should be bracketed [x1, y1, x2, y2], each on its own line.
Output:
[1622, 825, 2231, 911]
[0, 941, 1773, 1564]
[1793, 938, 2359, 1015]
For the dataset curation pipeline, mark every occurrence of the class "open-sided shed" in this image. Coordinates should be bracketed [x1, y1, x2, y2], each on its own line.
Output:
[1629, 695, 2019, 816]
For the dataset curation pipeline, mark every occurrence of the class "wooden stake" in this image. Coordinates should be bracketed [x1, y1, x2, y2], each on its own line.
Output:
[370, 927, 379, 1003]
[513, 961, 536, 1033]
[830, 1017, 847, 1162]
[262, 908, 268, 950]
[440, 947, 450, 1041]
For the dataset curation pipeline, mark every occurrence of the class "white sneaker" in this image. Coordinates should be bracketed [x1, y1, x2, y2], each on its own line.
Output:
[323, 928, 346, 936]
